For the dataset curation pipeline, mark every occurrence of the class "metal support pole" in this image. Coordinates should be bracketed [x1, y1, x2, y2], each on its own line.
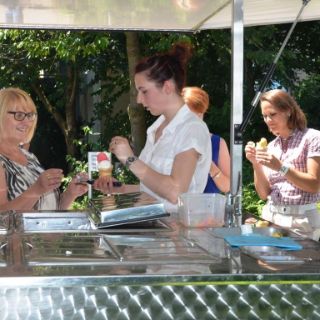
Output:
[238, 0, 311, 135]
[226, 0, 311, 228]
[226, 0, 243, 227]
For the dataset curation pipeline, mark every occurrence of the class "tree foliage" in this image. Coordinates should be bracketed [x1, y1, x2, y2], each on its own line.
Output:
[0, 21, 319, 210]
[0, 29, 129, 171]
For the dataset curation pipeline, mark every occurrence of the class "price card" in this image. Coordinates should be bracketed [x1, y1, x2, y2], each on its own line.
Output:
[88, 152, 99, 172]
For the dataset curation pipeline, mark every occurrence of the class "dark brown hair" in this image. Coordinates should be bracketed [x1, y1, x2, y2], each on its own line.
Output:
[135, 42, 192, 93]
[260, 89, 307, 130]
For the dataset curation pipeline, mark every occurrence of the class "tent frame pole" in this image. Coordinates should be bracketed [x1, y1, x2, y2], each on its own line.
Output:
[227, 0, 311, 228]
[225, 0, 244, 228]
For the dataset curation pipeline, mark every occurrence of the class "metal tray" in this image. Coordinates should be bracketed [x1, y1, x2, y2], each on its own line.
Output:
[89, 192, 170, 228]
[21, 233, 118, 266]
[240, 246, 305, 265]
[14, 211, 96, 233]
[207, 226, 292, 238]
[20, 232, 219, 267]
[102, 234, 218, 264]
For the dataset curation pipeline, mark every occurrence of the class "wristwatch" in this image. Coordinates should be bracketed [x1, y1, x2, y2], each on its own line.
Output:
[278, 165, 290, 176]
[125, 155, 138, 168]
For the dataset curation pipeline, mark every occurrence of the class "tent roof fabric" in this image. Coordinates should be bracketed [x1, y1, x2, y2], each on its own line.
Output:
[0, 0, 318, 32]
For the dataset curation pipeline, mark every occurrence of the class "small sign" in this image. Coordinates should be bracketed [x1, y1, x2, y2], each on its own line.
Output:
[88, 152, 99, 172]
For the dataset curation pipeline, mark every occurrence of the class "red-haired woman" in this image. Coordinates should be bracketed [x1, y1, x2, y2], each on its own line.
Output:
[183, 86, 231, 194]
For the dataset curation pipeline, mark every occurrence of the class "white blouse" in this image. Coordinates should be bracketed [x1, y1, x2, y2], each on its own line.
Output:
[139, 104, 211, 213]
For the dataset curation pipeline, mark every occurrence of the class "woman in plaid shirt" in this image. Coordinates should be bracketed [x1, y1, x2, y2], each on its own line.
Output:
[245, 89, 320, 240]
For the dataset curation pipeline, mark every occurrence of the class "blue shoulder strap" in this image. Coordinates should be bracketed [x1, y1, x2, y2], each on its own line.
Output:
[203, 134, 221, 194]
[211, 134, 220, 164]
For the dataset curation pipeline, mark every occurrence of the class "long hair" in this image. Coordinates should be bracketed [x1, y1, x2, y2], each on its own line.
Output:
[260, 89, 307, 130]
[135, 42, 192, 93]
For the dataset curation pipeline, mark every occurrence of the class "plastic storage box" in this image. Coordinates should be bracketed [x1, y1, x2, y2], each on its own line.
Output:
[178, 193, 226, 228]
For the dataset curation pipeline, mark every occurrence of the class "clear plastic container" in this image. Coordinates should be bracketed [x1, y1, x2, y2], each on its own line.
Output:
[178, 193, 226, 228]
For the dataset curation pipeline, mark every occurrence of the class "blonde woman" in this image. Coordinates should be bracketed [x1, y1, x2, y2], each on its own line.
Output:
[0, 87, 87, 210]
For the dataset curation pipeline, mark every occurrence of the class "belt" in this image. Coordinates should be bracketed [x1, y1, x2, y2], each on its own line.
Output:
[268, 202, 317, 216]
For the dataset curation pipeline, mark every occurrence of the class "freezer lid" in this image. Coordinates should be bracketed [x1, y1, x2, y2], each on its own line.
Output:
[89, 192, 169, 228]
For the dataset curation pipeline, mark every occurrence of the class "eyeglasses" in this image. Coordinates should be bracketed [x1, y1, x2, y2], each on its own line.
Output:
[7, 111, 37, 121]
[262, 113, 277, 121]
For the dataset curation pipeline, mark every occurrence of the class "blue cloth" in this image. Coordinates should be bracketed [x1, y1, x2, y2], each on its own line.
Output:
[224, 235, 302, 250]
[204, 134, 220, 193]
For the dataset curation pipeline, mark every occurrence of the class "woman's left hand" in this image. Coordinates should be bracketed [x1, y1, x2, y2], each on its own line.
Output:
[67, 173, 89, 197]
[109, 136, 134, 164]
[255, 150, 281, 171]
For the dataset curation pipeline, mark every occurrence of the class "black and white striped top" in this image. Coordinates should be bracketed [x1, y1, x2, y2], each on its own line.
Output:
[0, 148, 59, 210]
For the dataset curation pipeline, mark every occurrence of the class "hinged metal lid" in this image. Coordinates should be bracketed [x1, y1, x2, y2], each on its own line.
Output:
[89, 192, 169, 228]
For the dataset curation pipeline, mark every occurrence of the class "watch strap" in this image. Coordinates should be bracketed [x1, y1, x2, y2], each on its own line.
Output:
[125, 156, 138, 168]
[278, 165, 289, 176]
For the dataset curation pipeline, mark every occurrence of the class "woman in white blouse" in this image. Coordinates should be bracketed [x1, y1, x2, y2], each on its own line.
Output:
[96, 43, 211, 213]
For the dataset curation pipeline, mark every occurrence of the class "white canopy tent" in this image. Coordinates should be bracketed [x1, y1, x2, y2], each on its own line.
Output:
[0, 0, 318, 224]
[0, 0, 319, 31]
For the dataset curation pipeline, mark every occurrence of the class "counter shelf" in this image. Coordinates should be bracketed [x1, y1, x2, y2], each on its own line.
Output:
[0, 201, 319, 319]
[13, 192, 172, 233]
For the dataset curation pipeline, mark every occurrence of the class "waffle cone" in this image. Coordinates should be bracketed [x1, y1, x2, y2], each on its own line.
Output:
[99, 166, 113, 177]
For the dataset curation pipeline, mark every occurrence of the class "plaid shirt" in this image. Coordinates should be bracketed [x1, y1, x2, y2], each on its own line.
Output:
[264, 128, 320, 205]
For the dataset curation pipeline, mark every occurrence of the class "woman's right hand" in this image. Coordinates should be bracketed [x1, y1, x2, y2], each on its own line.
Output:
[93, 176, 114, 194]
[244, 142, 258, 165]
[109, 136, 134, 165]
[34, 169, 63, 194]
[93, 177, 127, 195]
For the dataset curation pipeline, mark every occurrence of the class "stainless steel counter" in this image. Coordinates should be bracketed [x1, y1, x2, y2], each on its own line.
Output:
[0, 208, 320, 319]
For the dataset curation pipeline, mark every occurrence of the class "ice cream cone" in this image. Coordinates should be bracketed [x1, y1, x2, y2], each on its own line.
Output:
[99, 166, 113, 177]
[96, 152, 113, 177]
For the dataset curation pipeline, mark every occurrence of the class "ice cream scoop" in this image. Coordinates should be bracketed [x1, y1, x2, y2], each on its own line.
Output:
[97, 152, 113, 177]
[97, 152, 109, 162]
[256, 137, 268, 150]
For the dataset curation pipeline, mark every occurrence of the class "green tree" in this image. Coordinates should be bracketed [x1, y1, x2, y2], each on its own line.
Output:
[0, 29, 128, 168]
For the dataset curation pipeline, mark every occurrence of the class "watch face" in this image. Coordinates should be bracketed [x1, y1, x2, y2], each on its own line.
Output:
[279, 165, 289, 176]
[126, 156, 137, 167]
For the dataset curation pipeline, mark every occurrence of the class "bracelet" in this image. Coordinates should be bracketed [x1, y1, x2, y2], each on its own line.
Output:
[211, 171, 221, 179]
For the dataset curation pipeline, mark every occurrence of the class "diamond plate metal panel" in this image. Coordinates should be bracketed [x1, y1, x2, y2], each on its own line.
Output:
[0, 283, 319, 320]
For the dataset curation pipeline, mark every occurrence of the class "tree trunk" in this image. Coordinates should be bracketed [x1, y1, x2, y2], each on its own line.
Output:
[125, 32, 146, 156]
[31, 63, 78, 159]
[64, 63, 78, 157]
